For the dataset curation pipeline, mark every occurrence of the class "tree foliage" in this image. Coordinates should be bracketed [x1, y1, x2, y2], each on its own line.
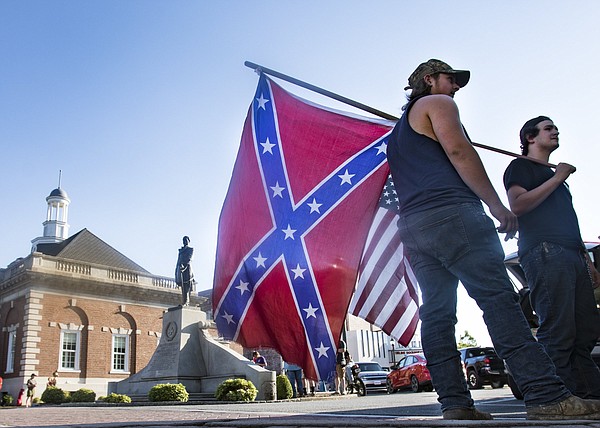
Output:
[457, 330, 478, 348]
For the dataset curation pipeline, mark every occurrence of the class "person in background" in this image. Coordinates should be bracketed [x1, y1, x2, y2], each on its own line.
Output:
[252, 350, 267, 368]
[47, 371, 58, 388]
[16, 388, 24, 407]
[284, 361, 304, 398]
[25, 373, 37, 407]
[504, 116, 600, 399]
[334, 340, 350, 395]
[304, 377, 316, 396]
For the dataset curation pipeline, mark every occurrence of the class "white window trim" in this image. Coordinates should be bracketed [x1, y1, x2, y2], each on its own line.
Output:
[59, 330, 81, 371]
[110, 334, 130, 374]
[6, 330, 16, 373]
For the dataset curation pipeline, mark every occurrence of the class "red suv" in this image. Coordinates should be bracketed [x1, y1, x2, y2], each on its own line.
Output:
[386, 353, 433, 393]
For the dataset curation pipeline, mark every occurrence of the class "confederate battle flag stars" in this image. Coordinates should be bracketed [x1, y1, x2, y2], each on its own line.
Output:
[213, 74, 393, 380]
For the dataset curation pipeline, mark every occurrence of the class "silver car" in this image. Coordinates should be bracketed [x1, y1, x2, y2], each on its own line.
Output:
[349, 361, 388, 392]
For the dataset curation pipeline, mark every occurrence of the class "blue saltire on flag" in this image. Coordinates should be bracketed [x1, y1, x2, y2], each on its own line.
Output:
[213, 74, 393, 380]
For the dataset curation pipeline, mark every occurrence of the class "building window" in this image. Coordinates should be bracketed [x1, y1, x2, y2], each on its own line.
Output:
[60, 330, 80, 370]
[112, 334, 129, 372]
[6, 330, 16, 373]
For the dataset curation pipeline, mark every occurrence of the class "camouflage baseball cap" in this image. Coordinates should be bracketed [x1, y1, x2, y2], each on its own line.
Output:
[405, 59, 470, 90]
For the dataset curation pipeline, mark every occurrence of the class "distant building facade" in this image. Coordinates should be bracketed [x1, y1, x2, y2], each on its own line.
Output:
[0, 186, 205, 399]
[345, 315, 422, 369]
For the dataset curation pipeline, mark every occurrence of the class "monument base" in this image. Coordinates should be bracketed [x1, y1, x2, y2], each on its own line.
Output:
[113, 306, 276, 400]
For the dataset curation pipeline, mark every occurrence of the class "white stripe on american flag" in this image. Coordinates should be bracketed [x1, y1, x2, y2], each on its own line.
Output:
[349, 175, 419, 346]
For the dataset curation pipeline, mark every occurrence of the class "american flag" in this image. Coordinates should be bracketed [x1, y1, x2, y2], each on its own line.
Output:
[349, 174, 420, 346]
[213, 75, 394, 380]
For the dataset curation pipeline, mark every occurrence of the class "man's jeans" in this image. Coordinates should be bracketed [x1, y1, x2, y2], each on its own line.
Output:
[397, 203, 569, 410]
[286, 369, 304, 397]
[521, 242, 600, 398]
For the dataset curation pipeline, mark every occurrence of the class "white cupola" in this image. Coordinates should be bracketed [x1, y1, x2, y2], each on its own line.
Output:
[31, 185, 71, 252]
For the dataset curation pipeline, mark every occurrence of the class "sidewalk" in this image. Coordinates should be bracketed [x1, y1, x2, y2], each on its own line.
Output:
[4, 404, 600, 428]
[3, 392, 600, 428]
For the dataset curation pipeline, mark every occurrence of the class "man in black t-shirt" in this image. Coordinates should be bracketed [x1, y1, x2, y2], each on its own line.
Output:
[504, 116, 600, 399]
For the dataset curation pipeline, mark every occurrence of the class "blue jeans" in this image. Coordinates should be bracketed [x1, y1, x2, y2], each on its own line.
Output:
[521, 242, 600, 398]
[397, 203, 569, 410]
[286, 369, 304, 398]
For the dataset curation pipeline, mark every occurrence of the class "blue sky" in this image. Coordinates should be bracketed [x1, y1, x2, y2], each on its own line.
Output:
[2, 1, 600, 345]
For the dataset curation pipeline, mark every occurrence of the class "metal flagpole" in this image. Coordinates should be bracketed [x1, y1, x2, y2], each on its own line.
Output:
[244, 61, 557, 169]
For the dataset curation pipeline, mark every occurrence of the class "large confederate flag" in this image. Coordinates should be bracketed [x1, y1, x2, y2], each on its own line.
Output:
[213, 74, 393, 380]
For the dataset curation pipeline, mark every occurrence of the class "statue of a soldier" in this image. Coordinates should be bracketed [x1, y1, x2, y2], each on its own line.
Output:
[175, 236, 195, 306]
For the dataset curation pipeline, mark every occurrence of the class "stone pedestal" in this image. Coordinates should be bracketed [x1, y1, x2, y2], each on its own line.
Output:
[114, 306, 207, 396]
[113, 306, 276, 400]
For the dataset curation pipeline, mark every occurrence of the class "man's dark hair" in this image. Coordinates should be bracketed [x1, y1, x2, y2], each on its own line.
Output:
[520, 116, 552, 156]
[402, 73, 440, 110]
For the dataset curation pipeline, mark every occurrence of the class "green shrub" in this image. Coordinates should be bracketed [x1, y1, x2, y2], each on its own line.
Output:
[148, 383, 189, 402]
[215, 378, 257, 401]
[71, 388, 96, 403]
[276, 374, 293, 400]
[41, 387, 70, 404]
[2, 394, 13, 406]
[102, 393, 131, 403]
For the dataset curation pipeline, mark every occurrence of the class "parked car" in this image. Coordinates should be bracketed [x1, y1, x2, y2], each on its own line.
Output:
[459, 347, 507, 389]
[386, 353, 433, 393]
[503, 243, 600, 399]
[347, 361, 388, 392]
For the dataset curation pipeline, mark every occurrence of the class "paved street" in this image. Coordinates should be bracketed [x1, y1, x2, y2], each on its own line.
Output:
[192, 387, 527, 419]
[5, 387, 600, 428]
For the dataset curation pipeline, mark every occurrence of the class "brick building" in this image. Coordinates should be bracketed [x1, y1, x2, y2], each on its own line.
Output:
[0, 186, 204, 399]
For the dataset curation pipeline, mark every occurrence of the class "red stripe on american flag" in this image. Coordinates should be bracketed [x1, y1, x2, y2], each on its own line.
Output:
[351, 209, 397, 313]
[350, 176, 419, 347]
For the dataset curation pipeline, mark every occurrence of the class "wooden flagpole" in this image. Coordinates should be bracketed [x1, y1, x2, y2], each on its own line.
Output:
[244, 61, 557, 169]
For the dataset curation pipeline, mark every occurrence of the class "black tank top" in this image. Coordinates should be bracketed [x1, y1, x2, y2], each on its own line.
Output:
[387, 96, 480, 216]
